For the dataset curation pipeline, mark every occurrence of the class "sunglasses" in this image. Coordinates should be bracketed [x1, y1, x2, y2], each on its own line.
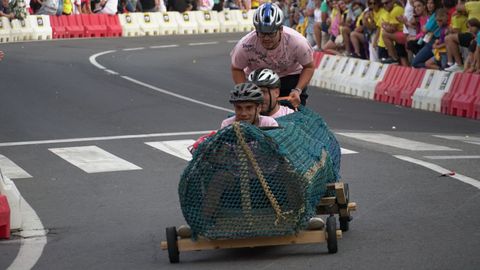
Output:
[257, 31, 278, 38]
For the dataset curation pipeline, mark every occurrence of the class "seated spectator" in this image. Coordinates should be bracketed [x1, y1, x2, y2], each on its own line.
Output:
[322, 0, 349, 55]
[220, 82, 279, 129]
[411, 0, 442, 68]
[81, 0, 92, 13]
[463, 18, 480, 71]
[138, 0, 165, 12]
[406, 0, 429, 56]
[380, 0, 408, 65]
[167, 0, 194, 12]
[247, 68, 295, 118]
[473, 27, 480, 72]
[357, 0, 383, 61]
[35, 0, 60, 15]
[0, 0, 15, 20]
[445, 1, 480, 72]
[197, 0, 214, 10]
[93, 0, 118, 14]
[345, 1, 366, 57]
[313, 0, 333, 50]
[425, 8, 449, 69]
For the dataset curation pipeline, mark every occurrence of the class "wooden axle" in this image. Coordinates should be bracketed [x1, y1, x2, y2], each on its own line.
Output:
[161, 229, 342, 252]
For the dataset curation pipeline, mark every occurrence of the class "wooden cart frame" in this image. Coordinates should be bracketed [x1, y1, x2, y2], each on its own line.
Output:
[161, 181, 356, 263]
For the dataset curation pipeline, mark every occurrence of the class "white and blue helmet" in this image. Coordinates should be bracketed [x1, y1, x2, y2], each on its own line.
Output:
[253, 3, 284, 33]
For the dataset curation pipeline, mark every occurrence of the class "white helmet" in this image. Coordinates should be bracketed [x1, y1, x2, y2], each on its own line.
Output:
[253, 3, 284, 33]
[248, 68, 281, 89]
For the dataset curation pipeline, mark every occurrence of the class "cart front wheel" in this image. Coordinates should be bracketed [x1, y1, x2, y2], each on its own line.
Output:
[166, 226, 180, 263]
[326, 216, 338, 254]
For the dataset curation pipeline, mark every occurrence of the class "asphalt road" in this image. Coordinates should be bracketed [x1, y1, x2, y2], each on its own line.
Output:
[0, 33, 479, 270]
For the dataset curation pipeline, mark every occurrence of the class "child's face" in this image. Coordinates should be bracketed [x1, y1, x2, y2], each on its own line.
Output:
[260, 87, 280, 115]
[436, 15, 448, 26]
[414, 1, 425, 15]
[234, 102, 261, 124]
[427, 0, 435, 12]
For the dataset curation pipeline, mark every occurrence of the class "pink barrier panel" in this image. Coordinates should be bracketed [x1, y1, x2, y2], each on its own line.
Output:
[63, 15, 85, 38]
[49, 15, 67, 39]
[449, 73, 480, 118]
[441, 73, 480, 118]
[374, 65, 404, 103]
[475, 95, 480, 120]
[82, 14, 108, 38]
[398, 68, 426, 107]
[104, 15, 122, 37]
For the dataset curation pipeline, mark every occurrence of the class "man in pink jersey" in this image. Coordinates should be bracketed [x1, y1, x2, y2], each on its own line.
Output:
[248, 68, 295, 118]
[220, 82, 279, 129]
[230, 2, 315, 109]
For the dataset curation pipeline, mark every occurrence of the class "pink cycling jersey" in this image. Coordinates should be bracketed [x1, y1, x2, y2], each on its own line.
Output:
[270, 105, 294, 118]
[230, 26, 314, 78]
[220, 115, 279, 129]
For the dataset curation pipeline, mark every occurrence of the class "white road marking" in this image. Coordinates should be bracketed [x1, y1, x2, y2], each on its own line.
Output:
[227, 40, 239, 43]
[88, 50, 116, 70]
[188, 42, 218, 46]
[337, 133, 460, 151]
[49, 146, 141, 173]
[6, 189, 47, 270]
[394, 155, 480, 189]
[341, 148, 357, 154]
[121, 75, 233, 113]
[123, 47, 145, 51]
[105, 69, 119, 75]
[0, 130, 214, 147]
[149, 44, 179, 49]
[146, 140, 195, 161]
[424, 155, 480, 160]
[0, 155, 32, 179]
[433, 135, 480, 146]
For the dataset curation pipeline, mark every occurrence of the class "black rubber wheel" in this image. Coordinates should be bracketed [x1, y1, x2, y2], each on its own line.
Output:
[326, 216, 338, 254]
[339, 216, 350, 232]
[166, 227, 180, 263]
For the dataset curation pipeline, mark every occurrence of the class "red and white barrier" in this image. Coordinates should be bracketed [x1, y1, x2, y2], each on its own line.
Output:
[412, 70, 455, 112]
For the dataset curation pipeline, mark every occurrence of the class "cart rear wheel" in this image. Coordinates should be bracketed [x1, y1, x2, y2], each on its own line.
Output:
[326, 216, 338, 254]
[166, 226, 180, 263]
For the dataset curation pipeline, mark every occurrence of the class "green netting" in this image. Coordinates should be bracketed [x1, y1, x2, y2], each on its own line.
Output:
[179, 107, 340, 240]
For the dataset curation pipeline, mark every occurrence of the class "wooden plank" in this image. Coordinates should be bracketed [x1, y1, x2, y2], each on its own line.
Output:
[319, 196, 336, 205]
[160, 230, 342, 251]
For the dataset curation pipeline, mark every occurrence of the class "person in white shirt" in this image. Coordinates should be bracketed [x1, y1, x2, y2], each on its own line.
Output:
[247, 68, 295, 118]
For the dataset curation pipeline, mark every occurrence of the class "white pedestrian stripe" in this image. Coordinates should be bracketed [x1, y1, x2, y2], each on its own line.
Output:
[433, 135, 480, 146]
[0, 154, 32, 179]
[337, 133, 460, 151]
[49, 146, 141, 173]
[146, 140, 195, 161]
[341, 148, 357, 155]
[424, 155, 480, 160]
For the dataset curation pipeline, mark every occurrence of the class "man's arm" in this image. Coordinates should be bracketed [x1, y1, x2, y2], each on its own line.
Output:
[231, 65, 247, 84]
[288, 61, 315, 108]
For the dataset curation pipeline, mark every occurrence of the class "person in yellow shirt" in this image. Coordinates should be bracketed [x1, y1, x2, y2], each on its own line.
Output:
[380, 0, 408, 65]
[350, 0, 383, 60]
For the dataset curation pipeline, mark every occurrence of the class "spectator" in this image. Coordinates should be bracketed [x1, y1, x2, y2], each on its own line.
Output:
[461, 18, 480, 71]
[406, 0, 429, 56]
[357, 0, 383, 61]
[35, 0, 59, 14]
[138, 0, 165, 12]
[0, 0, 15, 19]
[322, 0, 350, 55]
[81, 0, 92, 13]
[167, 0, 194, 12]
[343, 1, 365, 56]
[313, 0, 333, 50]
[380, 0, 408, 65]
[445, 0, 480, 71]
[94, 0, 118, 14]
[197, 0, 214, 10]
[473, 26, 480, 72]
[305, 0, 318, 46]
[231, 3, 314, 108]
[411, 0, 442, 68]
[425, 8, 449, 69]
[212, 0, 224, 11]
